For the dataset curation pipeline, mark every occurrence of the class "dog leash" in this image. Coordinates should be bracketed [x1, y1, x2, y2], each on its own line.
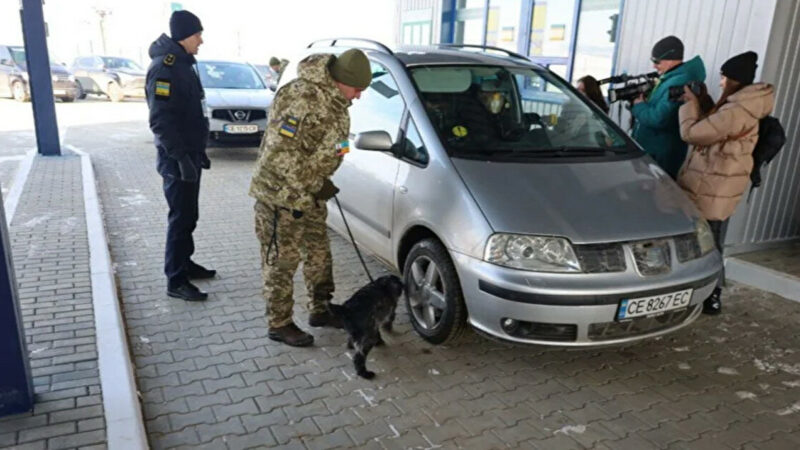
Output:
[334, 194, 374, 283]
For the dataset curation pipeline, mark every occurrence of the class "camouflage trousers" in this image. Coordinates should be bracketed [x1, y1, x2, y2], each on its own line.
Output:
[254, 201, 334, 328]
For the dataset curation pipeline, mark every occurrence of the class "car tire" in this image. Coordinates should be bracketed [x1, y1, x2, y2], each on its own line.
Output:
[107, 82, 124, 102]
[403, 238, 468, 344]
[12, 81, 29, 102]
[77, 83, 86, 100]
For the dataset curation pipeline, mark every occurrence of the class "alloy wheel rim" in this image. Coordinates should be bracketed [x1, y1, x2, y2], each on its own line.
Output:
[408, 256, 446, 330]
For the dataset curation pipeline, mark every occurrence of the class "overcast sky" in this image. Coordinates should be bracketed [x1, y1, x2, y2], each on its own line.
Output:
[1, 0, 399, 66]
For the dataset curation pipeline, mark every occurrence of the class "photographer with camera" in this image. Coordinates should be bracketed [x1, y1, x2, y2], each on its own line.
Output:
[631, 36, 706, 178]
[676, 51, 775, 315]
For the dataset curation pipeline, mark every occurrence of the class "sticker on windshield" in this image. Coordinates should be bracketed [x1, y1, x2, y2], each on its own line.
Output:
[452, 125, 468, 137]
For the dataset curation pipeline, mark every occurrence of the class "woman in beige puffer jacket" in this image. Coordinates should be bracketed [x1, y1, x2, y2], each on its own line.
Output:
[677, 51, 775, 315]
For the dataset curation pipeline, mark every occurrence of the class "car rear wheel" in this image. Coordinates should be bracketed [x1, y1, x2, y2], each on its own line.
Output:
[403, 238, 468, 344]
[107, 82, 124, 102]
[77, 82, 86, 100]
[12, 81, 29, 102]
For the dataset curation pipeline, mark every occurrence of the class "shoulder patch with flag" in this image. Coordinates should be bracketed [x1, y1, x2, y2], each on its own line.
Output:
[279, 116, 299, 138]
[335, 140, 350, 156]
[154, 79, 171, 100]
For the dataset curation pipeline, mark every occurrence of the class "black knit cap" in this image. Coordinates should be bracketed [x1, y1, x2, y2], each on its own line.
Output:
[170, 10, 203, 42]
[651, 35, 684, 61]
[721, 51, 758, 85]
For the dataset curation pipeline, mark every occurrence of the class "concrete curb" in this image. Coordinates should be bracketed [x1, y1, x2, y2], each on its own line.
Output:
[726, 256, 800, 303]
[3, 149, 36, 226]
[67, 145, 148, 449]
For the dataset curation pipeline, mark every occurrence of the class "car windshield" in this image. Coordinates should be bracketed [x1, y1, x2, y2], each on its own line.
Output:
[411, 65, 631, 157]
[102, 57, 142, 71]
[10, 47, 26, 65]
[198, 62, 265, 89]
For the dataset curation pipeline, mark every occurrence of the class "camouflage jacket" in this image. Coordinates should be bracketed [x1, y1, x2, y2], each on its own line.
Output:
[249, 54, 351, 211]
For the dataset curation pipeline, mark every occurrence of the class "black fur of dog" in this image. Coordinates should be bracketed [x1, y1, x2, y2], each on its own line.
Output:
[328, 275, 404, 379]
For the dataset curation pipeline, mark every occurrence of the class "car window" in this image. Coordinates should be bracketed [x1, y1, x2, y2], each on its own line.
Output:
[102, 57, 142, 71]
[197, 62, 265, 89]
[412, 65, 630, 158]
[9, 47, 26, 65]
[401, 118, 429, 165]
[0, 46, 11, 63]
[350, 62, 405, 142]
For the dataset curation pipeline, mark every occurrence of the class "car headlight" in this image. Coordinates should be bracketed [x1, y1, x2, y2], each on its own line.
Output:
[68, 74, 75, 82]
[21, 72, 29, 81]
[484, 234, 581, 272]
[695, 219, 716, 255]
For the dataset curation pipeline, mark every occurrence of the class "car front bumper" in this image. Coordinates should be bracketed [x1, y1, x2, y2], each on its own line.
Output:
[452, 247, 721, 346]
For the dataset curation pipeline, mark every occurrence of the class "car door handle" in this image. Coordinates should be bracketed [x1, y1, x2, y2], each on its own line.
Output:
[398, 186, 408, 194]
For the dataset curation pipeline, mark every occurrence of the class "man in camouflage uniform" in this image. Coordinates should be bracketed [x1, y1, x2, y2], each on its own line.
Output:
[250, 49, 372, 346]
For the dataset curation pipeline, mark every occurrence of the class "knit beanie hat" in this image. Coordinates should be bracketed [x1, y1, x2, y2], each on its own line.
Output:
[329, 49, 372, 89]
[651, 35, 684, 61]
[269, 57, 281, 67]
[170, 10, 203, 42]
[721, 51, 758, 85]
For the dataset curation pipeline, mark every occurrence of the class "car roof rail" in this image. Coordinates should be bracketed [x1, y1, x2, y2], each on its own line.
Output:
[307, 38, 394, 56]
[438, 44, 529, 62]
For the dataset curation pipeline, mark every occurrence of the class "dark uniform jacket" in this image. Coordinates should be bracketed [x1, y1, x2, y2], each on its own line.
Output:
[145, 34, 209, 177]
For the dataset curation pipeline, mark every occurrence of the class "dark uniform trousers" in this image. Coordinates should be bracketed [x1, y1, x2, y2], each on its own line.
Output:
[163, 166, 201, 288]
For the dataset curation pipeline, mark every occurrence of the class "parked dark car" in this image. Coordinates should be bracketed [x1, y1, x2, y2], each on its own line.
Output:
[0, 44, 81, 102]
[71, 56, 145, 101]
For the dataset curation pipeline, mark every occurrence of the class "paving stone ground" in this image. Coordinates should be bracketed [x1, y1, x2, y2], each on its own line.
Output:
[0, 153, 106, 450]
[1, 98, 799, 450]
[63, 114, 800, 450]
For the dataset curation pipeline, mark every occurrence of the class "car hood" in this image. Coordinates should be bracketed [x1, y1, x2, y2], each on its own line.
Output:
[204, 88, 274, 108]
[451, 155, 699, 244]
[114, 68, 145, 77]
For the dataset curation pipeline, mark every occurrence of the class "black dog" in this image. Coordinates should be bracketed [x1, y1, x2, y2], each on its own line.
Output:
[328, 275, 404, 379]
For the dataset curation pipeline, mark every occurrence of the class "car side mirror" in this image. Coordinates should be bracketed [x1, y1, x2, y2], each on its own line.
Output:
[354, 130, 393, 152]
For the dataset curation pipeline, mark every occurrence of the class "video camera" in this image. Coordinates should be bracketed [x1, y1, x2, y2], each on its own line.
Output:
[667, 81, 704, 102]
[599, 71, 659, 103]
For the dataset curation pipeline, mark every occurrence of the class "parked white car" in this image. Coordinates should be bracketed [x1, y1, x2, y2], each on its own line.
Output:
[198, 60, 274, 145]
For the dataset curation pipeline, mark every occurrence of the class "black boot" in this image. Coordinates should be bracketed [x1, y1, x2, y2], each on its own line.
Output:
[269, 323, 314, 347]
[187, 261, 216, 279]
[309, 310, 344, 329]
[167, 281, 208, 301]
[702, 288, 722, 315]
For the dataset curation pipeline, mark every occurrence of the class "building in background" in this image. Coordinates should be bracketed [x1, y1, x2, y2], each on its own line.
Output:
[396, 0, 799, 253]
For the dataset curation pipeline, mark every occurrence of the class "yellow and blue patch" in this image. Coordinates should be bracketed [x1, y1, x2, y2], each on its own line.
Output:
[335, 140, 350, 156]
[279, 116, 299, 138]
[154, 79, 171, 99]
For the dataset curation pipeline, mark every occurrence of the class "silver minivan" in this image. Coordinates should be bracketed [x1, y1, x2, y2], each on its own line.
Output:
[279, 41, 722, 346]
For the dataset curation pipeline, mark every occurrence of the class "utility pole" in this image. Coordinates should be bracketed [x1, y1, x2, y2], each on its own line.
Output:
[94, 8, 112, 55]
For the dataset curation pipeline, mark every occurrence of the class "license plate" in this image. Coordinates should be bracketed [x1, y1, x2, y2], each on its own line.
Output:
[224, 124, 258, 134]
[53, 89, 66, 95]
[616, 289, 693, 320]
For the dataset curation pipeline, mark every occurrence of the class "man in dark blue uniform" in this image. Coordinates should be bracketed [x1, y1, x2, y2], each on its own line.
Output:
[146, 10, 215, 301]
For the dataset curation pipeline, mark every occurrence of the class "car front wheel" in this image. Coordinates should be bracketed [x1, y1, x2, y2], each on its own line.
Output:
[107, 82, 124, 102]
[12, 81, 29, 102]
[403, 238, 468, 344]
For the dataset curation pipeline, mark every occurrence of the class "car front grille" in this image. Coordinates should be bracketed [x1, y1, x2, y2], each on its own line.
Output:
[588, 305, 697, 340]
[631, 240, 672, 276]
[211, 109, 267, 122]
[674, 233, 701, 262]
[574, 243, 626, 273]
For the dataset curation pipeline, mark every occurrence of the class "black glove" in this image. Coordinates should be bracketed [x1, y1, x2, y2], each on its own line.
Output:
[177, 154, 198, 182]
[200, 153, 211, 170]
[314, 179, 339, 201]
